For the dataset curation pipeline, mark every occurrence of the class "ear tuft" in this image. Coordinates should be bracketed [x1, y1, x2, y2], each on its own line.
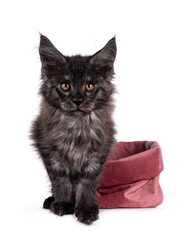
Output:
[39, 34, 66, 64]
[39, 34, 66, 79]
[89, 37, 117, 66]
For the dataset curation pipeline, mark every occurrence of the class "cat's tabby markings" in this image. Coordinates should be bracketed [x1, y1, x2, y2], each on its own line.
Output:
[31, 34, 117, 224]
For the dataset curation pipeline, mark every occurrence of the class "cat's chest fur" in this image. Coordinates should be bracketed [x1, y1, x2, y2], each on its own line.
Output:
[44, 110, 105, 173]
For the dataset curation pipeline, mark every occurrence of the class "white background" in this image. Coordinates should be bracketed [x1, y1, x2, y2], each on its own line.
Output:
[0, 0, 180, 239]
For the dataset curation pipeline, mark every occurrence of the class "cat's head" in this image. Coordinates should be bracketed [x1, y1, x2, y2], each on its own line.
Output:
[39, 34, 117, 115]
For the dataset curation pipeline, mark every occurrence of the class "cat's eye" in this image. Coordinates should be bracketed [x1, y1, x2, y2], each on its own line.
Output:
[60, 82, 70, 91]
[85, 83, 95, 91]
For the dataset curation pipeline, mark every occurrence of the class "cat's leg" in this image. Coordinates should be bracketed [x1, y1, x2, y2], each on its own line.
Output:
[35, 138, 75, 215]
[75, 178, 99, 225]
[42, 176, 75, 214]
[50, 176, 75, 216]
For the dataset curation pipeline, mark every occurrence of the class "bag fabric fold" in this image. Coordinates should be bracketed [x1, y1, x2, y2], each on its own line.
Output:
[97, 141, 164, 208]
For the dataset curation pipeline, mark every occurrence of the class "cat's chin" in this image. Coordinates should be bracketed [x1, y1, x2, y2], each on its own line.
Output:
[71, 109, 90, 116]
[60, 106, 94, 116]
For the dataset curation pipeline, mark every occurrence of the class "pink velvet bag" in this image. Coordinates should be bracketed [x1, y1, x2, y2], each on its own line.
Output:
[97, 141, 164, 208]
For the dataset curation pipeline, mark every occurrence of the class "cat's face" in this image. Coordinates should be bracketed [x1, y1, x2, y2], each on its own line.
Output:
[39, 34, 117, 115]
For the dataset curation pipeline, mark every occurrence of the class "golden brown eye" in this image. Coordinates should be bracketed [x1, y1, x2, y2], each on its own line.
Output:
[60, 82, 70, 91]
[85, 83, 95, 91]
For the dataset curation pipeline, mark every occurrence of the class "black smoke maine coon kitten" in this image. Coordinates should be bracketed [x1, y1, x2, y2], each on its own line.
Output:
[31, 34, 117, 224]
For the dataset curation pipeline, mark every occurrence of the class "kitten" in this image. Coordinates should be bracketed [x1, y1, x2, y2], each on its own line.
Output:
[31, 34, 117, 224]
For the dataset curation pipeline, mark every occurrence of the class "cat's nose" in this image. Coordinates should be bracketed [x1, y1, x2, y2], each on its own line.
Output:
[72, 99, 83, 107]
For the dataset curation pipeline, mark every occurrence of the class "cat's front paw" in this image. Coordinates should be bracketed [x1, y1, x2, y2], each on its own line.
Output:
[43, 196, 54, 209]
[50, 202, 75, 216]
[75, 204, 99, 225]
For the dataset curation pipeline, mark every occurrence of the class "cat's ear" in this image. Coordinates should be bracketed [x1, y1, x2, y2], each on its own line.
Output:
[39, 34, 66, 78]
[89, 37, 117, 67]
